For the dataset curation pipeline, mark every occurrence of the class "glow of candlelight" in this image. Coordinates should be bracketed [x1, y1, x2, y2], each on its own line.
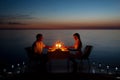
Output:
[56, 43, 61, 48]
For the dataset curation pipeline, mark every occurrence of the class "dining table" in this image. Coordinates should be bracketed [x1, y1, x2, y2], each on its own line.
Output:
[47, 48, 71, 72]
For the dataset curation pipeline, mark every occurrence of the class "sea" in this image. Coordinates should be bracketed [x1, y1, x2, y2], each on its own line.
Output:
[0, 29, 120, 71]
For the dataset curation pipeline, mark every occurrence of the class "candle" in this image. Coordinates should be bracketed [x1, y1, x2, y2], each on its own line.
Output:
[55, 40, 62, 49]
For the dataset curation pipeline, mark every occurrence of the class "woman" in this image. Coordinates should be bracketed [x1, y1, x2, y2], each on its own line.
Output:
[68, 33, 83, 72]
[69, 33, 82, 58]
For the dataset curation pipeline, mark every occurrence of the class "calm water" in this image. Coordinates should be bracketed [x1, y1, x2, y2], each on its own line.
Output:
[0, 30, 120, 66]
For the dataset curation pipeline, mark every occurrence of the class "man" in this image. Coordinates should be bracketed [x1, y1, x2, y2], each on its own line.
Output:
[32, 33, 46, 54]
[32, 33, 49, 72]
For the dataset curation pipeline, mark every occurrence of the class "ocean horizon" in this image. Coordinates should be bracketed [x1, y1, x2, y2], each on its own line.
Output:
[0, 30, 120, 68]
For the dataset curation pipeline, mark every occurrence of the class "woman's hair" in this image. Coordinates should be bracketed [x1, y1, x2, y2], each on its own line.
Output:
[73, 33, 80, 40]
[73, 33, 82, 49]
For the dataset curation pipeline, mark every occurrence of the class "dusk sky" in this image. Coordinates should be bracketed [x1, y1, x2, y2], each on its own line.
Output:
[0, 0, 120, 29]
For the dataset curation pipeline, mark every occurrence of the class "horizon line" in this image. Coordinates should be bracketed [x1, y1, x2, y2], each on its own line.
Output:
[0, 27, 120, 30]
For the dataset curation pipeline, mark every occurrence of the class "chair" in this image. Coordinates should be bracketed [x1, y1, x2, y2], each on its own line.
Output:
[25, 47, 35, 63]
[78, 45, 93, 72]
[25, 47, 49, 72]
[25, 47, 41, 68]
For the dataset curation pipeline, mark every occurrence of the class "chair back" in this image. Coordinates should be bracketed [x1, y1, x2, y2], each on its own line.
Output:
[25, 47, 35, 61]
[82, 45, 93, 60]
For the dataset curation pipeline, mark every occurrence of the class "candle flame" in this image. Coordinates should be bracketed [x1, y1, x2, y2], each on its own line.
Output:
[49, 40, 68, 52]
[56, 43, 61, 48]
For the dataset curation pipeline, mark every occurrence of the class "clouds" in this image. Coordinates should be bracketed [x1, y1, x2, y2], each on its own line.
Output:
[0, 22, 25, 25]
[0, 14, 34, 20]
[0, 14, 34, 25]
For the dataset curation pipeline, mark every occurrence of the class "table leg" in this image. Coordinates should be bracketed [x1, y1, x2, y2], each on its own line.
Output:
[67, 59, 70, 72]
[48, 60, 52, 72]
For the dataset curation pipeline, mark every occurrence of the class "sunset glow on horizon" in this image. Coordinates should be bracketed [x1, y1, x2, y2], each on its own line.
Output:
[0, 0, 120, 29]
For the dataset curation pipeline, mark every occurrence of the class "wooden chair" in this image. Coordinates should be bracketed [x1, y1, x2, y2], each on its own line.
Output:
[25, 47, 39, 71]
[25, 47, 37, 63]
[78, 45, 93, 72]
[25, 47, 49, 72]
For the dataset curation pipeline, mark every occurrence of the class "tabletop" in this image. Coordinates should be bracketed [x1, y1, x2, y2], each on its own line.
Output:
[47, 48, 70, 60]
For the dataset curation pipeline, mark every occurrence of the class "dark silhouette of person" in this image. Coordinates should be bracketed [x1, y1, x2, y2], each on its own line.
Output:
[32, 33, 49, 72]
[68, 33, 83, 72]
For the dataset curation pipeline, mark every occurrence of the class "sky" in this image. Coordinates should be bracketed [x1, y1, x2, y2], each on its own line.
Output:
[0, 0, 120, 29]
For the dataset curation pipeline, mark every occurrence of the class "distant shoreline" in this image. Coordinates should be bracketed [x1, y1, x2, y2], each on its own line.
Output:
[0, 28, 120, 30]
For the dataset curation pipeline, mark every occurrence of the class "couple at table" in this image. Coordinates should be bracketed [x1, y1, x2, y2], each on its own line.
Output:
[32, 33, 82, 72]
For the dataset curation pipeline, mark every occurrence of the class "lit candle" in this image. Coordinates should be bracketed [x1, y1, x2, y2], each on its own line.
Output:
[55, 44, 58, 49]
[58, 44, 61, 48]
[54, 40, 66, 50]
